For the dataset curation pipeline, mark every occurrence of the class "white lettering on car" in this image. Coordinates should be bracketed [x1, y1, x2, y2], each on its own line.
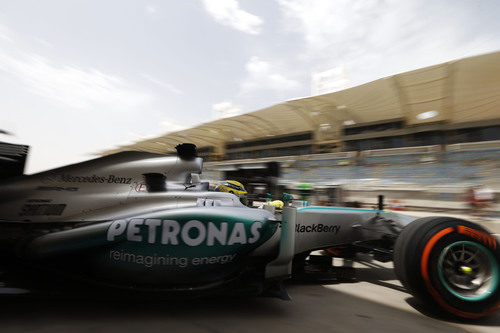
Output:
[227, 223, 247, 245]
[144, 219, 161, 243]
[107, 220, 127, 241]
[249, 221, 262, 244]
[181, 220, 206, 246]
[161, 220, 180, 245]
[127, 219, 144, 242]
[207, 222, 228, 246]
[106, 219, 263, 246]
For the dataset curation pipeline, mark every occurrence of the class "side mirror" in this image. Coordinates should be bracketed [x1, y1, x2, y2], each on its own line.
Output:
[191, 173, 201, 185]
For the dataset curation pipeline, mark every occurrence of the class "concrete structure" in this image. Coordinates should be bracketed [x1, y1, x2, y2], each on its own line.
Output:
[101, 51, 500, 162]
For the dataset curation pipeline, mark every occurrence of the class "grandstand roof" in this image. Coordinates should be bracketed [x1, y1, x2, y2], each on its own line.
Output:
[100, 51, 500, 155]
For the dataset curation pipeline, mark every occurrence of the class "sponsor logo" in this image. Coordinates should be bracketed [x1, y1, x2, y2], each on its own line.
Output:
[19, 203, 66, 216]
[135, 182, 147, 192]
[456, 225, 497, 249]
[295, 223, 340, 234]
[59, 174, 132, 184]
[107, 250, 237, 268]
[27, 199, 52, 203]
[107, 218, 263, 246]
[36, 186, 78, 191]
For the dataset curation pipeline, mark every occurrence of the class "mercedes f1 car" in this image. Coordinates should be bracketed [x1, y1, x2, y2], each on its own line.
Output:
[0, 144, 498, 319]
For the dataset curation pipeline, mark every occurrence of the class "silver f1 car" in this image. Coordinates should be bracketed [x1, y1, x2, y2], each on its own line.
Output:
[0, 144, 498, 319]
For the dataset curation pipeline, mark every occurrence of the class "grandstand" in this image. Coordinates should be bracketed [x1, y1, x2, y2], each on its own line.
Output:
[100, 51, 500, 212]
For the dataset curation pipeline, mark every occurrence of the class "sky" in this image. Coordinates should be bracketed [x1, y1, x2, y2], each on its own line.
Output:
[0, 0, 499, 173]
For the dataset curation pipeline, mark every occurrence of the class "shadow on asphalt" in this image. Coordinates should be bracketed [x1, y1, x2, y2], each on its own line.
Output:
[404, 297, 500, 327]
[0, 254, 497, 332]
[294, 254, 500, 328]
[354, 257, 500, 327]
[0, 286, 474, 333]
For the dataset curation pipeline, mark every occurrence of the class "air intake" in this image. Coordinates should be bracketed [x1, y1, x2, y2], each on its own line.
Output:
[142, 173, 167, 192]
[176, 143, 197, 160]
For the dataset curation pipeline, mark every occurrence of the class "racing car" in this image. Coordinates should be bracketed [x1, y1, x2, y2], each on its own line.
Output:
[0, 143, 498, 319]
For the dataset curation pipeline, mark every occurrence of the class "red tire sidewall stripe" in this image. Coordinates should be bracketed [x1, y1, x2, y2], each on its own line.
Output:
[326, 249, 339, 255]
[420, 226, 488, 319]
[456, 225, 497, 250]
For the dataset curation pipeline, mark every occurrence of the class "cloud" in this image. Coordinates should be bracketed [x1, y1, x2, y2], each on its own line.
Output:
[160, 119, 187, 133]
[146, 5, 156, 15]
[312, 65, 350, 95]
[0, 24, 13, 42]
[119, 120, 186, 146]
[0, 51, 152, 110]
[0, 23, 151, 111]
[142, 74, 183, 95]
[0, 23, 167, 173]
[240, 56, 300, 94]
[277, 0, 385, 56]
[277, 0, 500, 87]
[202, 0, 263, 35]
[212, 101, 243, 119]
[34, 37, 53, 48]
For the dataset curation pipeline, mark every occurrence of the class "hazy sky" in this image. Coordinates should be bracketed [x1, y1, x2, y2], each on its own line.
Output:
[1, 0, 499, 173]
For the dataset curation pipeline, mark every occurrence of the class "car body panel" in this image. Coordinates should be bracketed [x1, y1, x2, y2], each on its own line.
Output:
[0, 150, 416, 294]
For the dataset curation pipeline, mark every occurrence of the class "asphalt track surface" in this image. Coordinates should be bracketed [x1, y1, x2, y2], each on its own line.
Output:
[0, 212, 498, 332]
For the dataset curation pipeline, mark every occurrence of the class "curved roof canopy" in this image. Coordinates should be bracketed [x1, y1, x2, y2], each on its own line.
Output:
[100, 51, 500, 155]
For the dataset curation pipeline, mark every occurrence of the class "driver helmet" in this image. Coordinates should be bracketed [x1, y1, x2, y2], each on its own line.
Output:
[215, 180, 247, 196]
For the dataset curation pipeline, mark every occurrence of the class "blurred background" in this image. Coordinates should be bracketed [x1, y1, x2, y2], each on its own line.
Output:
[98, 52, 500, 217]
[1, 0, 499, 217]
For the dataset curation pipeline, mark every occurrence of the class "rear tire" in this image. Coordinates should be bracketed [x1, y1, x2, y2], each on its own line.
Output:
[394, 217, 500, 318]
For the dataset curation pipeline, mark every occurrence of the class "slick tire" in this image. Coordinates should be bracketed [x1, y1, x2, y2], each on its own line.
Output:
[394, 217, 500, 319]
